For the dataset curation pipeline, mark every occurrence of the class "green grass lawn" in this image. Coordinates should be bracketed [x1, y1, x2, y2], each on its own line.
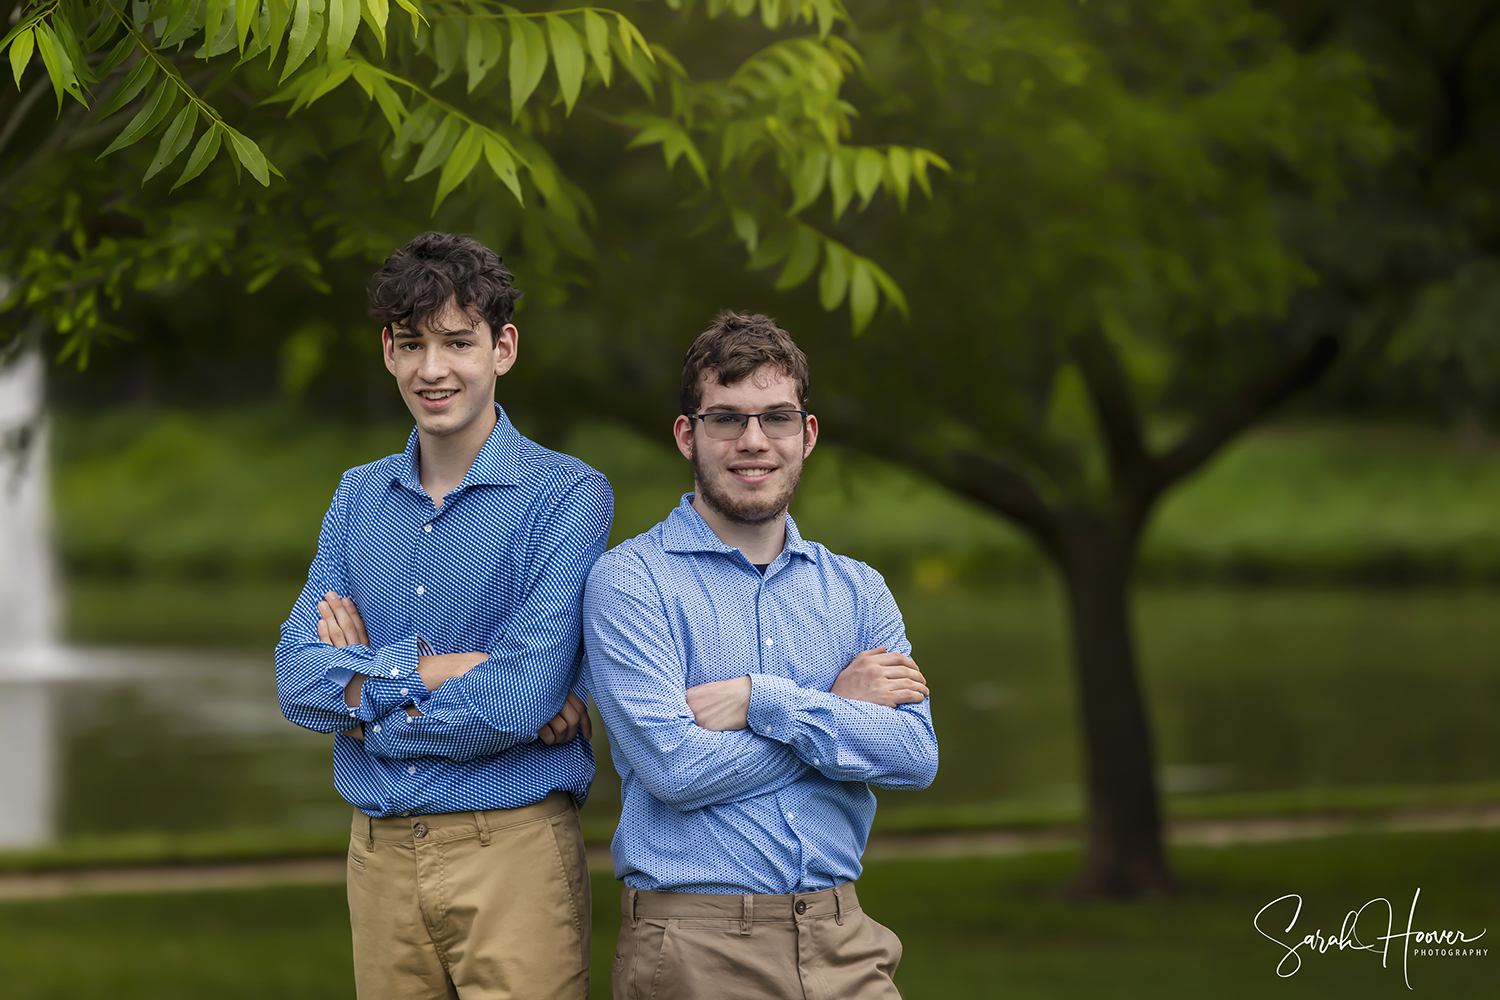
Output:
[2, 828, 1495, 998]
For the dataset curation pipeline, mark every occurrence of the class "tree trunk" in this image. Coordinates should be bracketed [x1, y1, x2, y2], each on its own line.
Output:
[1055, 512, 1176, 897]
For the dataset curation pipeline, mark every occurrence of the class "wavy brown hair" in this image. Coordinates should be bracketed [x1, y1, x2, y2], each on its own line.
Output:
[680, 311, 810, 414]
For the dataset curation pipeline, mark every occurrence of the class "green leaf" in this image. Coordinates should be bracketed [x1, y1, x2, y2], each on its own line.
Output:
[326, 0, 359, 62]
[482, 133, 524, 204]
[204, 0, 231, 60]
[363, 68, 406, 135]
[848, 259, 877, 334]
[359, 0, 387, 55]
[828, 147, 854, 221]
[281, 0, 325, 82]
[818, 242, 850, 310]
[9, 29, 35, 89]
[237, 0, 259, 52]
[173, 122, 223, 188]
[775, 227, 821, 290]
[406, 112, 460, 180]
[730, 206, 758, 253]
[885, 145, 911, 209]
[142, 104, 199, 183]
[508, 15, 546, 120]
[392, 0, 422, 34]
[788, 149, 829, 215]
[854, 147, 883, 207]
[867, 260, 909, 321]
[584, 9, 610, 87]
[33, 25, 85, 110]
[433, 124, 482, 211]
[430, 17, 461, 86]
[465, 19, 501, 93]
[99, 78, 176, 158]
[264, 0, 292, 67]
[223, 124, 273, 185]
[547, 14, 584, 114]
[302, 57, 355, 106]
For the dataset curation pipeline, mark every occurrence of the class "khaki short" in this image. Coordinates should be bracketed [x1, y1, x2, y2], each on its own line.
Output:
[346, 792, 590, 1000]
[611, 881, 902, 1000]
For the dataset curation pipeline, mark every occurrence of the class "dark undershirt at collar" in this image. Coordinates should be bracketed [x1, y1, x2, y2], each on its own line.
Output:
[753, 563, 770, 575]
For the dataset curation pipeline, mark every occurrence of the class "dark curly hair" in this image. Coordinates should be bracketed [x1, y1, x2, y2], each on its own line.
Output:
[368, 232, 522, 343]
[680, 311, 810, 414]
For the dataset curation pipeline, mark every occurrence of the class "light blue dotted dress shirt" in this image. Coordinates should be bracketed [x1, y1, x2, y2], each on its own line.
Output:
[275, 404, 613, 818]
[584, 495, 939, 894]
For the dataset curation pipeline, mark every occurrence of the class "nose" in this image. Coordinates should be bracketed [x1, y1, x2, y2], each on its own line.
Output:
[416, 345, 448, 382]
[737, 415, 772, 450]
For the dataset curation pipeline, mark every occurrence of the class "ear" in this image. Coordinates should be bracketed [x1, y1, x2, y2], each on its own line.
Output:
[494, 323, 519, 377]
[381, 326, 397, 376]
[673, 415, 695, 462]
[802, 413, 818, 459]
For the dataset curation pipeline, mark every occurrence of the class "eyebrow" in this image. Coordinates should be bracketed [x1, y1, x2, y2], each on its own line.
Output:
[392, 325, 478, 340]
[702, 402, 801, 412]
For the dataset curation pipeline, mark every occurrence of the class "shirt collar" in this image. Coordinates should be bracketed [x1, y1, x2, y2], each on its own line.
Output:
[661, 493, 820, 564]
[391, 403, 526, 493]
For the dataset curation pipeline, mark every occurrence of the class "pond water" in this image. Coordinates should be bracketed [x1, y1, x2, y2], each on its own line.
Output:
[54, 584, 1500, 836]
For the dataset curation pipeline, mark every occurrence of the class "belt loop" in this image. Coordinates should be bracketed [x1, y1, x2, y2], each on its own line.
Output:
[833, 886, 844, 925]
[740, 894, 753, 936]
[365, 813, 375, 851]
[475, 810, 491, 847]
[629, 888, 640, 929]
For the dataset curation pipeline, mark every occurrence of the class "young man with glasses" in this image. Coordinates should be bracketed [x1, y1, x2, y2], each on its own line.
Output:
[275, 232, 610, 1000]
[584, 311, 939, 999]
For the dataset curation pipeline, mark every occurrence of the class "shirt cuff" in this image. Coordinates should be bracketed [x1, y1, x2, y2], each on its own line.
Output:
[746, 673, 807, 744]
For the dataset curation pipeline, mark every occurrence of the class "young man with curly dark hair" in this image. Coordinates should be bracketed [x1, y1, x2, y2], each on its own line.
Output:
[276, 232, 611, 1000]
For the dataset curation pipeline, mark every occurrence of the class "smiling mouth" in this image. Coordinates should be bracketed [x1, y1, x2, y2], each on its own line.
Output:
[417, 389, 457, 401]
[730, 466, 776, 481]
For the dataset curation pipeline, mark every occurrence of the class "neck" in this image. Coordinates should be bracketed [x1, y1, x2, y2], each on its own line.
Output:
[418, 404, 498, 507]
[691, 491, 788, 565]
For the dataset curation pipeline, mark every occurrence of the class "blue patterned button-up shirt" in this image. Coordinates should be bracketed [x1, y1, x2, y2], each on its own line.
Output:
[584, 496, 938, 894]
[275, 405, 613, 817]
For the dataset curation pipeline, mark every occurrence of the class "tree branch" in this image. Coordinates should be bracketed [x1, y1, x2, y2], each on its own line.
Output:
[1071, 327, 1149, 491]
[1150, 334, 1339, 496]
[941, 449, 1064, 562]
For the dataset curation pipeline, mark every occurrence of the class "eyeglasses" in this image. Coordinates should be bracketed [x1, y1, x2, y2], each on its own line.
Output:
[685, 410, 809, 440]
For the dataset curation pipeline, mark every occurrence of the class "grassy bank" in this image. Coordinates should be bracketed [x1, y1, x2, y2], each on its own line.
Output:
[52, 409, 1500, 587]
[2, 827, 1494, 998]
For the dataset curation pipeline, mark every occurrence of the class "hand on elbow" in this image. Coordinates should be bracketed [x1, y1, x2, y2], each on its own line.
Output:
[685, 677, 750, 731]
[832, 647, 929, 707]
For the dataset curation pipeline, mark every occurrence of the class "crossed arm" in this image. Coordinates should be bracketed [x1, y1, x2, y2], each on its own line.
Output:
[275, 471, 611, 758]
[583, 554, 938, 814]
[317, 593, 588, 745]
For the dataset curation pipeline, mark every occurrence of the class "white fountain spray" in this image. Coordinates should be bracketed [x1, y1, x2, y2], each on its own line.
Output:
[0, 349, 59, 845]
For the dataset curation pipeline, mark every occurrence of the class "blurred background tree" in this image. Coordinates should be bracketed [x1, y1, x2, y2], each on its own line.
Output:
[11, 0, 1500, 904]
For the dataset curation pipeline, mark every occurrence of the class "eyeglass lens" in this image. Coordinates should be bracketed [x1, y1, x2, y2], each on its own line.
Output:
[699, 411, 805, 439]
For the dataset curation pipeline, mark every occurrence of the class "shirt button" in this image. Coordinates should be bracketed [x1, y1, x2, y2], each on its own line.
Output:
[415, 585, 425, 595]
[407, 765, 416, 775]
[813, 758, 820, 765]
[390, 667, 400, 676]
[786, 813, 795, 822]
[400, 688, 409, 696]
[412, 822, 428, 838]
[372, 725, 381, 733]
[795, 900, 807, 915]
[423, 524, 433, 533]
[764, 638, 774, 646]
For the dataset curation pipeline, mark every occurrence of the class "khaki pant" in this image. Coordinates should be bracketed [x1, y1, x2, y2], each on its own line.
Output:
[611, 882, 902, 1000]
[347, 792, 590, 1000]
